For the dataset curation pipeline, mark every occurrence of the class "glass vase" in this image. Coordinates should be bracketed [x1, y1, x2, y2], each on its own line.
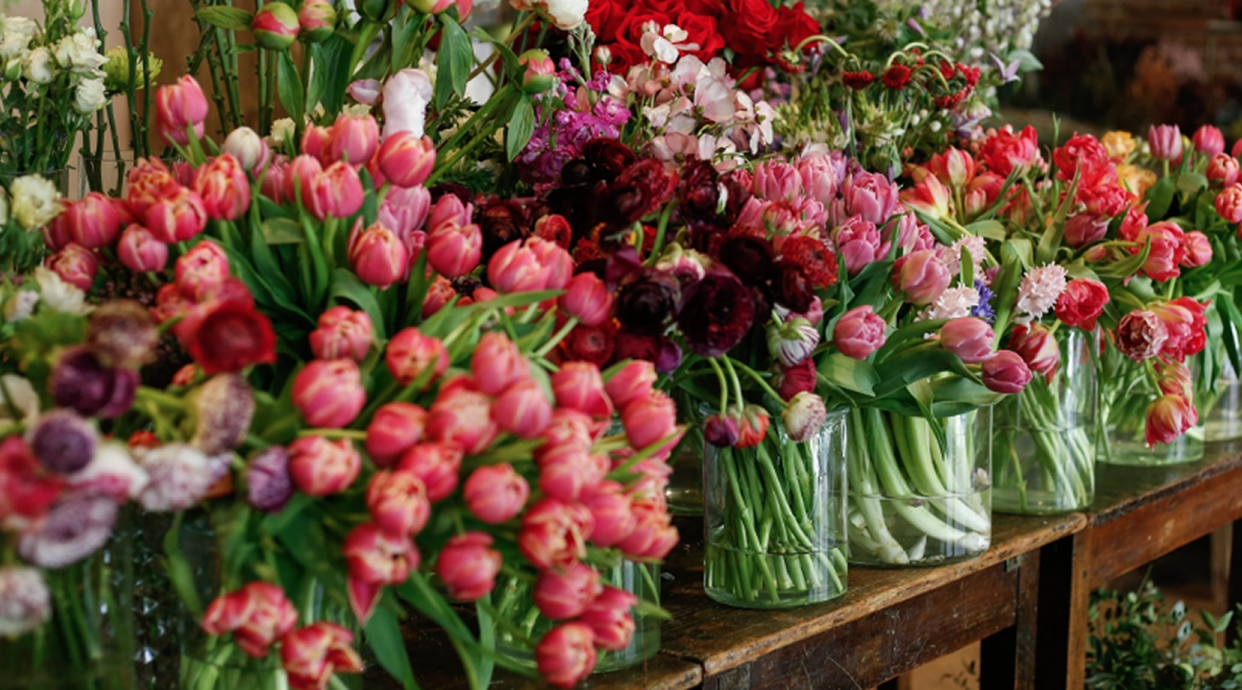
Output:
[492, 559, 661, 673]
[0, 519, 135, 689]
[1203, 348, 1242, 443]
[703, 411, 848, 608]
[78, 151, 133, 198]
[665, 397, 710, 515]
[1097, 348, 1205, 466]
[993, 328, 1099, 514]
[846, 406, 992, 567]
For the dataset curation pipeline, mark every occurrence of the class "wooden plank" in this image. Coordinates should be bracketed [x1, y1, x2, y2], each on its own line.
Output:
[660, 513, 1084, 678]
[1089, 449, 1242, 526]
[979, 551, 1040, 690]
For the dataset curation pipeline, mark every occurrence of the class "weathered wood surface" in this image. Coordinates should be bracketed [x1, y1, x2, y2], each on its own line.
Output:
[659, 512, 1084, 685]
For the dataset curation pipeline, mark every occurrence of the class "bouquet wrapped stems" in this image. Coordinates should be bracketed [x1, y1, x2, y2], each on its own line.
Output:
[703, 414, 848, 609]
[846, 407, 992, 567]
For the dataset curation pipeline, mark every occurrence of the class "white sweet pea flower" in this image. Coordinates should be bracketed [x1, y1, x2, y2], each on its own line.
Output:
[3, 290, 38, 322]
[22, 47, 53, 84]
[33, 267, 91, 315]
[382, 68, 433, 139]
[73, 77, 107, 114]
[641, 25, 697, 64]
[9, 174, 61, 231]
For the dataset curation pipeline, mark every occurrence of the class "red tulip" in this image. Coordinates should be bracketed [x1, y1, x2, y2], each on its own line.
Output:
[462, 462, 529, 524]
[435, 532, 502, 601]
[364, 402, 427, 467]
[533, 561, 602, 620]
[287, 436, 360, 496]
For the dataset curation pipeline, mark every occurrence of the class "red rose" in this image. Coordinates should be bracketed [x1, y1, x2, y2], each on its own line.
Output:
[718, 0, 780, 57]
[177, 298, 278, 374]
[677, 12, 725, 63]
[1055, 278, 1110, 331]
[585, 0, 627, 41]
[772, 3, 819, 55]
[1053, 135, 1116, 189]
[685, 0, 724, 14]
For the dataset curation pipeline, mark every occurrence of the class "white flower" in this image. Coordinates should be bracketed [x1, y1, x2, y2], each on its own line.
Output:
[70, 443, 150, 502]
[53, 31, 107, 73]
[138, 444, 212, 512]
[22, 46, 53, 83]
[33, 266, 90, 315]
[382, 68, 433, 139]
[1015, 263, 1068, 320]
[270, 117, 296, 145]
[0, 186, 7, 224]
[3, 290, 38, 322]
[0, 566, 50, 637]
[73, 77, 107, 114]
[0, 21, 34, 62]
[3, 18, 38, 38]
[641, 25, 697, 64]
[918, 286, 980, 322]
[533, 0, 586, 30]
[0, 374, 40, 427]
[9, 174, 61, 231]
[341, 102, 370, 118]
[940, 235, 987, 278]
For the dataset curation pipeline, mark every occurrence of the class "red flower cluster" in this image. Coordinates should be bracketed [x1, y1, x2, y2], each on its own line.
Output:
[932, 61, 981, 110]
[882, 64, 912, 90]
[842, 70, 875, 90]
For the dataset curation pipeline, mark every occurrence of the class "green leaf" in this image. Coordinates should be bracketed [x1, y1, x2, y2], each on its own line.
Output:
[1007, 48, 1043, 71]
[276, 51, 305, 129]
[434, 16, 471, 108]
[506, 96, 536, 162]
[261, 492, 314, 535]
[1144, 174, 1176, 220]
[307, 44, 331, 114]
[261, 217, 305, 244]
[873, 348, 981, 398]
[329, 268, 388, 342]
[965, 219, 1006, 241]
[195, 5, 254, 30]
[1037, 169, 1079, 264]
[817, 352, 879, 396]
[1095, 237, 1152, 278]
[366, 604, 419, 690]
[319, 33, 354, 116]
[874, 319, 948, 362]
[1176, 172, 1208, 198]
[229, 43, 258, 55]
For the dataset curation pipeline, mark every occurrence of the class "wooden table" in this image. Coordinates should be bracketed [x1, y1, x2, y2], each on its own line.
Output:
[1035, 442, 1242, 689]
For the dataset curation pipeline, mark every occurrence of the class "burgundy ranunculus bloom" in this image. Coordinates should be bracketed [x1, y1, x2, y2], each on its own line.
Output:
[602, 159, 677, 225]
[721, 170, 753, 223]
[615, 272, 681, 334]
[687, 221, 727, 258]
[777, 262, 815, 314]
[613, 332, 660, 364]
[678, 159, 720, 222]
[679, 270, 755, 357]
[176, 300, 278, 375]
[546, 183, 599, 238]
[560, 159, 597, 186]
[50, 347, 139, 419]
[428, 182, 473, 208]
[718, 234, 775, 286]
[583, 138, 637, 182]
[605, 246, 644, 288]
[558, 321, 617, 367]
[480, 200, 528, 260]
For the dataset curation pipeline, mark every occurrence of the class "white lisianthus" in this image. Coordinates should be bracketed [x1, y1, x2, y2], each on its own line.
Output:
[10, 174, 62, 231]
[532, 0, 586, 30]
[381, 68, 433, 139]
[53, 31, 107, 73]
[0, 31, 31, 62]
[0, 186, 8, 224]
[73, 77, 107, 113]
[22, 46, 53, 83]
[32, 266, 91, 315]
[3, 290, 39, 322]
[270, 117, 296, 145]
[3, 18, 38, 37]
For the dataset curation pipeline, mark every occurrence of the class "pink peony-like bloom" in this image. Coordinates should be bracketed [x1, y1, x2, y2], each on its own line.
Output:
[1008, 323, 1061, 380]
[145, 187, 208, 244]
[1206, 154, 1239, 187]
[46, 243, 98, 292]
[518, 497, 592, 570]
[832, 215, 887, 276]
[892, 249, 950, 306]
[834, 305, 887, 359]
[194, 154, 251, 221]
[1115, 310, 1169, 361]
[1145, 394, 1196, 447]
[1182, 231, 1213, 267]
[1218, 183, 1242, 223]
[840, 171, 901, 225]
[751, 161, 803, 202]
[1064, 213, 1110, 249]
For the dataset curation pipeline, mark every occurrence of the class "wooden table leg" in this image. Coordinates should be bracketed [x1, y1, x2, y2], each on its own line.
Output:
[1228, 519, 1242, 645]
[1034, 533, 1091, 690]
[979, 550, 1039, 690]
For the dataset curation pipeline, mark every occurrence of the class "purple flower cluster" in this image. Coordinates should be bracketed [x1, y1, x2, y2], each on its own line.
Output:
[519, 62, 631, 185]
[972, 279, 996, 322]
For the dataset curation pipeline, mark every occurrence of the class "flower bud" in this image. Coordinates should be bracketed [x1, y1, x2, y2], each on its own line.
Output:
[327, 113, 379, 166]
[0, 566, 51, 637]
[154, 76, 208, 145]
[621, 392, 681, 456]
[832, 305, 886, 360]
[343, 522, 417, 622]
[288, 436, 360, 496]
[534, 561, 602, 620]
[190, 373, 255, 456]
[365, 402, 427, 467]
[1206, 154, 1239, 187]
[64, 192, 121, 248]
[518, 49, 556, 93]
[1145, 394, 1196, 447]
[1149, 124, 1183, 161]
[376, 132, 435, 188]
[309, 306, 373, 361]
[1063, 213, 1110, 249]
[293, 359, 366, 428]
[435, 532, 502, 601]
[1182, 231, 1212, 268]
[492, 378, 554, 440]
[471, 332, 529, 396]
[981, 350, 1033, 394]
[425, 220, 482, 278]
[782, 392, 827, 442]
[704, 412, 740, 447]
[939, 317, 995, 363]
[604, 360, 657, 410]
[892, 249, 950, 305]
[551, 362, 614, 419]
[28, 409, 97, 474]
[307, 161, 364, 221]
[46, 243, 98, 292]
[284, 154, 323, 203]
[194, 154, 252, 221]
[223, 126, 270, 174]
[252, 2, 300, 50]
[537, 442, 608, 503]
[1193, 124, 1225, 158]
[579, 585, 637, 652]
[298, 0, 337, 42]
[386, 327, 449, 387]
[536, 623, 597, 689]
[137, 444, 212, 512]
[519, 497, 592, 570]
[347, 219, 408, 290]
[559, 272, 613, 326]
[734, 403, 769, 448]
[117, 224, 168, 272]
[426, 383, 499, 454]
[145, 187, 208, 243]
[246, 446, 293, 512]
[766, 317, 820, 367]
[463, 462, 529, 523]
[175, 239, 231, 300]
[366, 469, 431, 536]
[396, 442, 463, 502]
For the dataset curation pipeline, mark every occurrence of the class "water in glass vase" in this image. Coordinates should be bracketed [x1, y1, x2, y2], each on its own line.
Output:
[1097, 348, 1205, 467]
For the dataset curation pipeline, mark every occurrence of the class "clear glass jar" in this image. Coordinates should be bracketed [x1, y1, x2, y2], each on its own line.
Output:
[1204, 347, 1242, 443]
[846, 406, 993, 567]
[1097, 349, 1205, 467]
[994, 328, 1098, 514]
[703, 411, 848, 608]
[78, 150, 133, 198]
[492, 559, 661, 673]
[665, 397, 710, 515]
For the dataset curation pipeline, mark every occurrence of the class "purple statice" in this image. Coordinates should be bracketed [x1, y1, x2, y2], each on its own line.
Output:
[972, 279, 996, 322]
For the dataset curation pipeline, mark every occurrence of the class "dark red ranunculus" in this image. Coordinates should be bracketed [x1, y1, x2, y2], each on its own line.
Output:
[774, 359, 816, 401]
[678, 159, 720, 222]
[721, 170, 753, 223]
[718, 234, 775, 286]
[602, 159, 677, 225]
[557, 320, 616, 366]
[480, 200, 530, 259]
[777, 261, 815, 313]
[177, 299, 277, 374]
[780, 235, 838, 287]
[583, 138, 637, 183]
[560, 159, 597, 187]
[679, 270, 755, 357]
[615, 272, 681, 334]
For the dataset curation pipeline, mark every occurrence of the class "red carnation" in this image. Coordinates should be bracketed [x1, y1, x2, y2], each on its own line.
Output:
[177, 299, 277, 374]
[843, 71, 875, 90]
[882, 64, 912, 90]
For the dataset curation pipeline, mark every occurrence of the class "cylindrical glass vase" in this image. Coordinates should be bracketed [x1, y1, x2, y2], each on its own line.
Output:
[1097, 349, 1205, 466]
[846, 406, 992, 567]
[666, 398, 710, 515]
[994, 328, 1099, 514]
[78, 151, 133, 198]
[1204, 349, 1242, 443]
[492, 559, 661, 673]
[703, 411, 848, 608]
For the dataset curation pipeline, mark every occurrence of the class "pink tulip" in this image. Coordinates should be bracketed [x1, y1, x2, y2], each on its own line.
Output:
[326, 114, 380, 167]
[64, 193, 121, 248]
[1008, 323, 1060, 379]
[376, 133, 436, 188]
[795, 154, 843, 206]
[463, 462, 529, 523]
[519, 497, 592, 570]
[1149, 124, 1183, 161]
[1064, 213, 1110, 249]
[539, 408, 599, 454]
[307, 161, 364, 221]
[435, 532, 502, 601]
[117, 225, 168, 272]
[154, 76, 208, 145]
[280, 622, 363, 689]
[222, 127, 270, 174]
[559, 272, 613, 326]
[425, 221, 482, 278]
[145, 187, 208, 243]
[202, 582, 298, 658]
[1182, 231, 1212, 267]
[1193, 124, 1225, 158]
[46, 244, 97, 291]
[833, 305, 887, 360]
[365, 469, 431, 536]
[292, 359, 366, 428]
[309, 306, 372, 361]
[536, 623, 597, 689]
[174, 240, 230, 300]
[782, 391, 827, 443]
[529, 236, 574, 289]
[981, 350, 1033, 394]
[124, 159, 178, 217]
[1116, 310, 1169, 361]
[386, 327, 449, 387]
[470, 331, 529, 396]
[365, 402, 427, 467]
[1207, 154, 1240, 187]
[832, 216, 887, 276]
[751, 160, 802, 201]
[604, 360, 656, 410]
[551, 362, 614, 419]
[1219, 184, 1242, 223]
[538, 443, 609, 503]
[900, 174, 952, 219]
[342, 521, 417, 623]
[284, 154, 323, 205]
[840, 171, 901, 225]
[396, 442, 463, 502]
[287, 436, 361, 496]
[891, 249, 950, 305]
[260, 161, 287, 204]
[581, 481, 635, 547]
[1145, 394, 1195, 447]
[579, 585, 637, 652]
[427, 382, 499, 451]
[347, 219, 408, 289]
[940, 318, 995, 364]
[488, 237, 572, 293]
[621, 392, 681, 455]
[251, 2, 299, 50]
[492, 378, 553, 439]
[379, 184, 432, 242]
[194, 154, 251, 221]
[617, 499, 677, 559]
[534, 561, 602, 620]
[928, 147, 976, 187]
[427, 193, 472, 230]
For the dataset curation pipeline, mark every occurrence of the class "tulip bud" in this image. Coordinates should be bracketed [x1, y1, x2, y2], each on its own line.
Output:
[766, 317, 819, 367]
[734, 403, 769, 448]
[327, 113, 380, 166]
[1193, 124, 1225, 158]
[580, 481, 635, 547]
[246, 446, 293, 512]
[551, 362, 614, 419]
[47, 243, 98, 292]
[145, 187, 208, 243]
[559, 272, 613, 326]
[309, 306, 373, 361]
[621, 392, 681, 456]
[492, 378, 554, 440]
[1182, 231, 1212, 268]
[1116, 310, 1169, 362]
[426, 382, 499, 453]
[536, 623, 597, 689]
[347, 219, 408, 290]
[298, 0, 337, 43]
[470, 332, 529, 396]
[939, 317, 995, 363]
[1145, 394, 1196, 447]
[366, 469, 431, 536]
[534, 561, 602, 620]
[782, 392, 827, 442]
[579, 585, 637, 652]
[343, 522, 417, 623]
[287, 435, 360, 496]
[604, 360, 657, 410]
[425, 220, 482, 278]
[365, 402, 427, 467]
[463, 462, 530, 523]
[194, 154, 252, 221]
[1008, 323, 1060, 380]
[396, 442, 463, 502]
[537, 441, 609, 503]
[154, 76, 208, 145]
[488, 237, 572, 293]
[223, 126, 271, 174]
[117, 224, 168, 272]
[174, 240, 230, 301]
[376, 132, 436, 188]
[252, 3, 300, 51]
[386, 327, 449, 387]
[65, 192, 121, 248]
[1218, 184, 1242, 223]
[518, 49, 556, 93]
[307, 161, 364, 221]
[1148, 124, 1183, 162]
[704, 412, 740, 447]
[981, 350, 1033, 394]
[1206, 154, 1239, 187]
[280, 622, 364, 689]
[285, 155, 323, 206]
[435, 532, 502, 601]
[892, 249, 950, 305]
[28, 409, 98, 474]
[832, 305, 886, 360]
[519, 497, 592, 570]
[0, 567, 51, 637]
[292, 359, 366, 428]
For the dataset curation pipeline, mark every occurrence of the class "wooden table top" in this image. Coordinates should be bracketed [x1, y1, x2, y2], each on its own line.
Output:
[1087, 441, 1242, 526]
